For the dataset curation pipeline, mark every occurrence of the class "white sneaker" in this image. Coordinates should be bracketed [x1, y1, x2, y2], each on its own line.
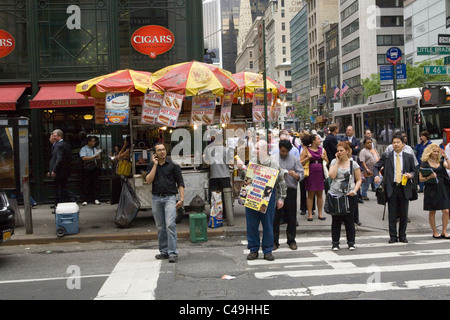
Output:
[332, 245, 340, 251]
[82, 202, 87, 206]
[94, 200, 100, 205]
[348, 245, 356, 251]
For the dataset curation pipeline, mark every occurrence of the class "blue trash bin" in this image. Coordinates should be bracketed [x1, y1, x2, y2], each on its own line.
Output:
[55, 202, 79, 237]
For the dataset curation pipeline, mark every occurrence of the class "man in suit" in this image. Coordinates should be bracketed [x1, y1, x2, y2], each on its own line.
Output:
[373, 133, 417, 243]
[323, 123, 339, 165]
[346, 125, 361, 156]
[49, 129, 72, 206]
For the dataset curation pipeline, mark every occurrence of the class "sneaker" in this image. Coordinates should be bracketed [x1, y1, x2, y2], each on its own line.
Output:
[348, 245, 356, 251]
[94, 199, 100, 205]
[82, 202, 87, 206]
[31, 204, 37, 209]
[264, 253, 275, 261]
[169, 255, 178, 263]
[155, 253, 169, 260]
[247, 252, 259, 260]
[332, 244, 340, 251]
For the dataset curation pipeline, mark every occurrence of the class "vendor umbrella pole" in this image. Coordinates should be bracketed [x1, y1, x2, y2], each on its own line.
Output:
[262, 19, 269, 146]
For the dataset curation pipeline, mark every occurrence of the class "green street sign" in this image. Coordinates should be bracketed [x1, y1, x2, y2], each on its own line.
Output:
[417, 47, 450, 55]
[423, 65, 449, 75]
[445, 56, 450, 65]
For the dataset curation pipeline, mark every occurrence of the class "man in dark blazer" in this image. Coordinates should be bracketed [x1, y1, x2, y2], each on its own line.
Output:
[49, 129, 72, 206]
[323, 123, 339, 165]
[373, 133, 417, 243]
[345, 125, 361, 156]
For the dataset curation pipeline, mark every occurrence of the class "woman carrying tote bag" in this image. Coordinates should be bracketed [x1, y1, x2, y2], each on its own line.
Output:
[327, 141, 362, 251]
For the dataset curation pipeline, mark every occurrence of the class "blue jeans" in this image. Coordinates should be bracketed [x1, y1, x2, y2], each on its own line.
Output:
[245, 192, 276, 255]
[361, 176, 374, 197]
[152, 195, 178, 257]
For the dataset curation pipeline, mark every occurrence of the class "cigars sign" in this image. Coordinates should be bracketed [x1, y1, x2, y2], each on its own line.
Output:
[0, 30, 15, 58]
[131, 25, 175, 59]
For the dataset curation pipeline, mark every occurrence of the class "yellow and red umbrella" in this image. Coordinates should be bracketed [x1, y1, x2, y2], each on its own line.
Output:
[76, 69, 153, 98]
[232, 71, 287, 97]
[151, 61, 238, 96]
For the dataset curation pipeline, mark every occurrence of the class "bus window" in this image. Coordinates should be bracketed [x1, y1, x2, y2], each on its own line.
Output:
[335, 115, 352, 134]
[421, 107, 450, 141]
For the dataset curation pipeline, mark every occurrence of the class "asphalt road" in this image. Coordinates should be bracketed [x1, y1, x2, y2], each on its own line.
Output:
[1, 232, 450, 303]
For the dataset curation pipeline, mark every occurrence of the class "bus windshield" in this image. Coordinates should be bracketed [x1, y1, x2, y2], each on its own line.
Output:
[420, 106, 450, 140]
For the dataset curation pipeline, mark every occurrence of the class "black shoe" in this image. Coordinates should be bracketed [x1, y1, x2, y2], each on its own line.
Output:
[358, 199, 364, 204]
[389, 238, 398, 243]
[399, 238, 408, 243]
[355, 221, 362, 226]
[264, 253, 275, 261]
[169, 255, 178, 263]
[300, 210, 307, 215]
[247, 252, 258, 260]
[155, 253, 169, 260]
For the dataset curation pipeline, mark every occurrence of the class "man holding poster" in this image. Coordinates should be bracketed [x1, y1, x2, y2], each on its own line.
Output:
[237, 140, 287, 261]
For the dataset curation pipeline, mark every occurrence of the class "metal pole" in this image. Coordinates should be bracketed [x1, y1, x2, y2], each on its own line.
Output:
[262, 19, 269, 134]
[394, 64, 398, 129]
[22, 175, 33, 234]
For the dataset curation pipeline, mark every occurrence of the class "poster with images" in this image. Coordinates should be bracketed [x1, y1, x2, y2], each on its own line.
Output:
[220, 93, 233, 125]
[105, 92, 130, 125]
[252, 91, 273, 123]
[269, 98, 281, 122]
[156, 92, 184, 127]
[141, 92, 163, 124]
[190, 94, 216, 125]
[239, 162, 279, 213]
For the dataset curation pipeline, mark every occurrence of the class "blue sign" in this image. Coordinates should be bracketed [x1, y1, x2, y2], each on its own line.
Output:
[380, 64, 407, 82]
[386, 47, 402, 65]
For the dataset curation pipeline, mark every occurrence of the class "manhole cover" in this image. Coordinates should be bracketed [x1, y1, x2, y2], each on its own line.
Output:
[199, 289, 227, 298]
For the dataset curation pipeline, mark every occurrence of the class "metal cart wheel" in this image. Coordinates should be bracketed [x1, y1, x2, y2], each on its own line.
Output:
[56, 227, 66, 237]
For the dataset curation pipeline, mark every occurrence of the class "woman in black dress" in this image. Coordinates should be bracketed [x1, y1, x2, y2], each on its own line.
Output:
[419, 143, 450, 239]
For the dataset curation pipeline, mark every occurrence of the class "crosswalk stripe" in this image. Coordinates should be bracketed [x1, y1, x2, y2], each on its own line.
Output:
[255, 261, 450, 279]
[268, 278, 450, 297]
[95, 249, 161, 300]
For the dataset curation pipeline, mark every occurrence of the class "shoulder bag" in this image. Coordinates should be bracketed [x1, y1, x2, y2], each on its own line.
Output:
[324, 160, 352, 216]
[117, 159, 132, 177]
[303, 148, 310, 178]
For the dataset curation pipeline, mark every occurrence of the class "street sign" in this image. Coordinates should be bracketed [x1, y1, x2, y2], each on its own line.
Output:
[438, 34, 450, 45]
[386, 47, 402, 65]
[417, 47, 450, 55]
[445, 56, 450, 65]
[423, 65, 449, 75]
[380, 84, 394, 92]
[380, 64, 407, 85]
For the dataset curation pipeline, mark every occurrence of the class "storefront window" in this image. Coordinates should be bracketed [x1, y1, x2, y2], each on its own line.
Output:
[40, 107, 115, 178]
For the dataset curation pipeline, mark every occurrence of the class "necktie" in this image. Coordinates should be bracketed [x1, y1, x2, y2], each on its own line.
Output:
[395, 153, 402, 183]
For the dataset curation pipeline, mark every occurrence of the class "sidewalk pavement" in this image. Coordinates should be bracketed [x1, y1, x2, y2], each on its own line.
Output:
[5, 191, 432, 246]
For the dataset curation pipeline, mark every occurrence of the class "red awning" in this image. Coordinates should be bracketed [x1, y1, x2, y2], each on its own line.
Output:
[0, 85, 28, 111]
[30, 83, 95, 108]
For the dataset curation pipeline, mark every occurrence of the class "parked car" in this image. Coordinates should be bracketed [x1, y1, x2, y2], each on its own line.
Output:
[0, 189, 14, 243]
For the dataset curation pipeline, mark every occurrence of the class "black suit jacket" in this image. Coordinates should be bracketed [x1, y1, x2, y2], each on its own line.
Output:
[323, 133, 338, 162]
[346, 136, 361, 156]
[50, 140, 72, 178]
[373, 151, 417, 200]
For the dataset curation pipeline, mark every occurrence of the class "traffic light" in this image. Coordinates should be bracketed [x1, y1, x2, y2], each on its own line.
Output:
[421, 87, 447, 106]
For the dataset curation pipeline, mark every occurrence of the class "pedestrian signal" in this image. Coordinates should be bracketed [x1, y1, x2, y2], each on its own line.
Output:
[421, 87, 447, 106]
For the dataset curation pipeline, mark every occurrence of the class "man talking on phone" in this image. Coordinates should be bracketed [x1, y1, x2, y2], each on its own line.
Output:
[146, 142, 185, 263]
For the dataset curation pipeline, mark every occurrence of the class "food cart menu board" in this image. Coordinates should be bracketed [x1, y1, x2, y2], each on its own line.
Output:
[141, 92, 163, 125]
[220, 93, 233, 125]
[156, 92, 184, 127]
[105, 92, 130, 125]
[252, 92, 273, 123]
[239, 162, 279, 213]
[190, 94, 216, 125]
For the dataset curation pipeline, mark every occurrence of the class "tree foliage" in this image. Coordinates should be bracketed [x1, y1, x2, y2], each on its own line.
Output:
[362, 58, 448, 97]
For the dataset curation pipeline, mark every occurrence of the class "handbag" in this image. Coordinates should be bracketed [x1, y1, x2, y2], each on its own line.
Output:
[376, 185, 386, 205]
[303, 149, 311, 178]
[116, 159, 132, 177]
[324, 192, 350, 216]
